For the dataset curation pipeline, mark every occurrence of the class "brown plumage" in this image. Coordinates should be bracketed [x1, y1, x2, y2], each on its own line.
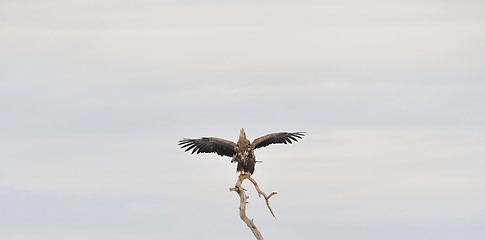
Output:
[178, 128, 305, 175]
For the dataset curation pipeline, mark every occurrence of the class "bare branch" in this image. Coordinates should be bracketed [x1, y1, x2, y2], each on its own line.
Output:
[247, 176, 278, 219]
[229, 173, 278, 239]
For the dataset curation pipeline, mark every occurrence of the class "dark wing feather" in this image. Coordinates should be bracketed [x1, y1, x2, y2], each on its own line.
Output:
[251, 132, 305, 149]
[178, 137, 236, 157]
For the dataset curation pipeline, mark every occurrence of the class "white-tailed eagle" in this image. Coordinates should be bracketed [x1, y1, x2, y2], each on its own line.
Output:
[178, 128, 305, 175]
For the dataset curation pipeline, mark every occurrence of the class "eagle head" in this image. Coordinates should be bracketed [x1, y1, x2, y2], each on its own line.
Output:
[238, 128, 248, 144]
[240, 128, 246, 137]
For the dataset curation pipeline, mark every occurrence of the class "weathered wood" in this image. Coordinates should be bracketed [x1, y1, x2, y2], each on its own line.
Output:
[247, 175, 278, 219]
[229, 173, 277, 240]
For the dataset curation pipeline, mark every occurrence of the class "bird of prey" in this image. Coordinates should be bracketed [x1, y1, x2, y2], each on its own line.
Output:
[178, 128, 305, 175]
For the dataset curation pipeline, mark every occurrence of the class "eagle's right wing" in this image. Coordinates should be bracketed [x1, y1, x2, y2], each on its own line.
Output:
[178, 137, 237, 157]
[251, 132, 305, 149]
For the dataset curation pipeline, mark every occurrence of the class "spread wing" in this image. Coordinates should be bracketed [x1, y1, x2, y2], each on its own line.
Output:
[251, 132, 305, 149]
[178, 137, 236, 157]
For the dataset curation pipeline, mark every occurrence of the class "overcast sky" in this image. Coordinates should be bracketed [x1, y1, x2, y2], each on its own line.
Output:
[1, 1, 484, 239]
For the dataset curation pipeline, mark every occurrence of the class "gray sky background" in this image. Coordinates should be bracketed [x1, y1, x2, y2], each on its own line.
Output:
[1, 1, 484, 239]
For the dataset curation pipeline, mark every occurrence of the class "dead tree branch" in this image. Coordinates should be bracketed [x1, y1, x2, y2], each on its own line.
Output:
[247, 175, 278, 219]
[229, 173, 278, 240]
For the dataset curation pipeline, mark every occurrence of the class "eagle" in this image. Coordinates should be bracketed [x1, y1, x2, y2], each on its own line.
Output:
[178, 128, 305, 175]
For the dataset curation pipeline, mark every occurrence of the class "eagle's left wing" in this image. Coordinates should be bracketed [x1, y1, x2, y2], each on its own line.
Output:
[179, 137, 236, 157]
